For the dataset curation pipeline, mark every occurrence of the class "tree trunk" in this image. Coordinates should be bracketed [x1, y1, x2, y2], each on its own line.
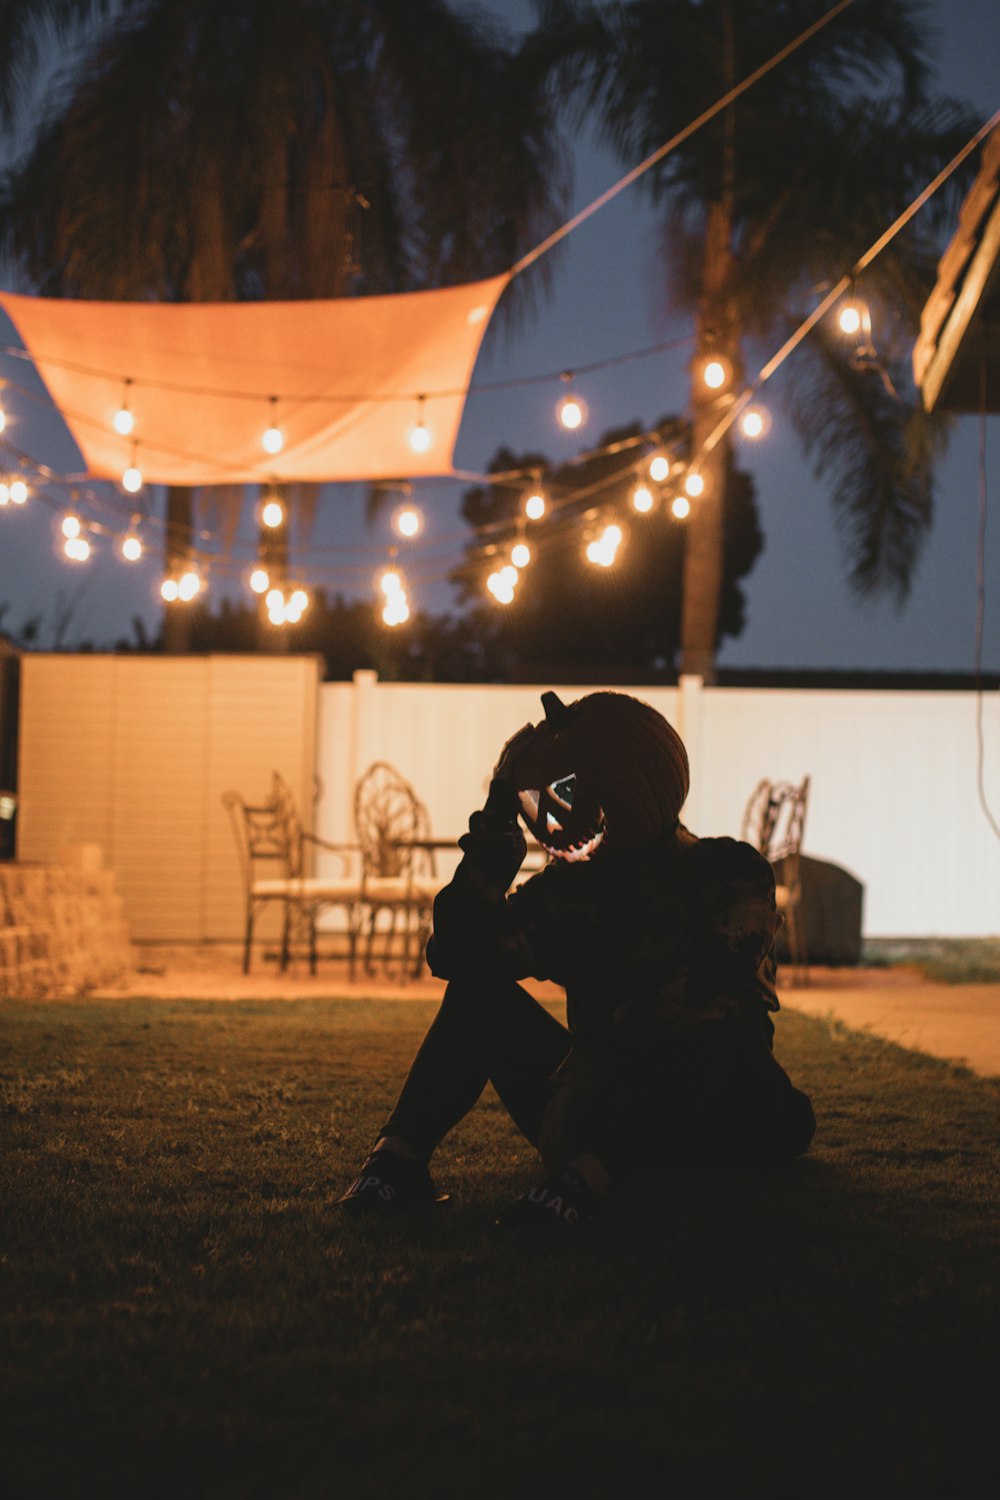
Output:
[680, 1, 737, 683]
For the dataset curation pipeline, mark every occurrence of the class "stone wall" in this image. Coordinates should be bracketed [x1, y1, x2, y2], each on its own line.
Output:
[0, 850, 133, 999]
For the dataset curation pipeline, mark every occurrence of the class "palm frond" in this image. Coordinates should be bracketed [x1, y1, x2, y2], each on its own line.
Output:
[787, 322, 948, 601]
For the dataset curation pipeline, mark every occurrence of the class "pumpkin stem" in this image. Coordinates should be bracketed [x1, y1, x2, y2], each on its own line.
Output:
[541, 691, 572, 728]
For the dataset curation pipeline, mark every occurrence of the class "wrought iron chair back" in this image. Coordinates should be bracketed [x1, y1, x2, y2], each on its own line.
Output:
[223, 771, 360, 975]
[741, 775, 811, 983]
[353, 761, 440, 978]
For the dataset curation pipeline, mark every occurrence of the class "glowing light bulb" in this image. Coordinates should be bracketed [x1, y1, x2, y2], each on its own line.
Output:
[671, 495, 691, 520]
[0, 484, 9, 506]
[64, 536, 91, 562]
[262, 399, 284, 454]
[604, 524, 622, 547]
[631, 484, 654, 514]
[285, 603, 303, 625]
[10, 480, 28, 504]
[122, 535, 143, 562]
[839, 304, 862, 335]
[511, 542, 531, 568]
[409, 421, 431, 454]
[702, 358, 727, 390]
[122, 465, 142, 494]
[261, 497, 284, 528]
[250, 568, 269, 594]
[499, 564, 518, 588]
[268, 598, 287, 625]
[290, 589, 308, 612]
[396, 506, 422, 538]
[61, 514, 81, 539]
[161, 578, 179, 602]
[380, 568, 403, 595]
[524, 491, 546, 521]
[0, 407, 6, 433]
[265, 587, 284, 611]
[178, 571, 200, 601]
[557, 393, 586, 430]
[649, 454, 670, 483]
[741, 409, 765, 440]
[382, 596, 410, 626]
[684, 471, 705, 498]
[113, 405, 134, 436]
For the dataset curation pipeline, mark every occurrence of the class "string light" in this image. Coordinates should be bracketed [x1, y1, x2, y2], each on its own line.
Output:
[121, 533, 143, 562]
[64, 535, 91, 562]
[122, 441, 142, 494]
[585, 522, 622, 568]
[395, 504, 423, 539]
[113, 379, 134, 436]
[0, 484, 8, 505]
[683, 471, 705, 498]
[261, 493, 285, 528]
[379, 566, 410, 625]
[0, 404, 6, 434]
[409, 395, 431, 455]
[511, 541, 531, 568]
[648, 453, 670, 483]
[631, 484, 654, 514]
[524, 488, 546, 521]
[837, 299, 870, 337]
[556, 372, 587, 431]
[702, 357, 728, 390]
[161, 578, 179, 602]
[178, 570, 201, 602]
[487, 571, 515, 604]
[9, 479, 27, 505]
[740, 405, 770, 440]
[262, 397, 284, 455]
[383, 595, 410, 625]
[671, 495, 691, 520]
[249, 567, 269, 594]
[61, 514, 81, 539]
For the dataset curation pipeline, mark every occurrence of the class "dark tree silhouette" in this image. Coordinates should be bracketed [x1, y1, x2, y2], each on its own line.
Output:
[453, 416, 763, 679]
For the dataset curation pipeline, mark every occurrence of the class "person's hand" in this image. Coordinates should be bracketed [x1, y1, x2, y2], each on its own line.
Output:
[459, 778, 526, 891]
[492, 721, 534, 783]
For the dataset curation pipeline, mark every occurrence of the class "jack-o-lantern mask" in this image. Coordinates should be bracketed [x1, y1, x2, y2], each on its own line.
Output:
[496, 690, 689, 861]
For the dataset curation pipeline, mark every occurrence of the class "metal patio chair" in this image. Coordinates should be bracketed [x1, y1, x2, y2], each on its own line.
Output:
[223, 770, 362, 976]
[353, 761, 443, 980]
[741, 775, 811, 984]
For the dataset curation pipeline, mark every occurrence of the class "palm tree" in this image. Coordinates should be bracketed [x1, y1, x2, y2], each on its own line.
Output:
[532, 0, 974, 679]
[0, 0, 567, 647]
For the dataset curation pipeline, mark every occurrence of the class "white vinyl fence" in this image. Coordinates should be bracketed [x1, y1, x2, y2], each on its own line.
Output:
[315, 672, 1000, 939]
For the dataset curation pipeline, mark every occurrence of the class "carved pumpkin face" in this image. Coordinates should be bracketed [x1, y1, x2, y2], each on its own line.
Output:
[499, 690, 690, 861]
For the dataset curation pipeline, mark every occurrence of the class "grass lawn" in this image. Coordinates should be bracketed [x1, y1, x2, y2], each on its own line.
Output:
[2, 996, 998, 1500]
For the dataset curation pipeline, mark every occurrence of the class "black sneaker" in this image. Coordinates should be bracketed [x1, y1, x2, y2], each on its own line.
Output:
[337, 1150, 448, 1214]
[494, 1165, 597, 1234]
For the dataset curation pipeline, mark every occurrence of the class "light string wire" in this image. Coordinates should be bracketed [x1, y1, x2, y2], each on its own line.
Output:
[974, 343, 1000, 842]
[509, 0, 857, 278]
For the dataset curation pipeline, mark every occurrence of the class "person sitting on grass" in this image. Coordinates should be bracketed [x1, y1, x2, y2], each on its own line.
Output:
[339, 689, 815, 1231]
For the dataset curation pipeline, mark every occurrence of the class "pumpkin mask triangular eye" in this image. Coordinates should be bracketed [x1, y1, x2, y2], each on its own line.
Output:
[548, 774, 576, 810]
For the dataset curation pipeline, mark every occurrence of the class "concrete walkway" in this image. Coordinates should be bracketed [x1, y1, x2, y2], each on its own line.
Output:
[90, 944, 1000, 1082]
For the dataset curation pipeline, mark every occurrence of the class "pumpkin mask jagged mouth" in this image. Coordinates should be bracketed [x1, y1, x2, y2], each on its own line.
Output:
[518, 778, 607, 863]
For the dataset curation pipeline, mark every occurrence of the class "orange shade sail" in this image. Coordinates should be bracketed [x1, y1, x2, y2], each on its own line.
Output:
[0, 274, 510, 485]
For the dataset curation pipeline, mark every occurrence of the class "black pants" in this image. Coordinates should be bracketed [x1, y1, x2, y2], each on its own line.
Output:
[382, 977, 815, 1177]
